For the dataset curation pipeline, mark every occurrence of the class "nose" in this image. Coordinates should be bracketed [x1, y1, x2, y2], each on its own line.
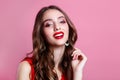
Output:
[54, 23, 61, 31]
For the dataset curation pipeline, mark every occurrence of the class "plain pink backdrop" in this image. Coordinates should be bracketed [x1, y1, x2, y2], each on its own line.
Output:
[0, 0, 120, 80]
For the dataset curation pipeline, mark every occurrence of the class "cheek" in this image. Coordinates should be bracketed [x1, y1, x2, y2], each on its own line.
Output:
[43, 28, 53, 38]
[64, 26, 69, 36]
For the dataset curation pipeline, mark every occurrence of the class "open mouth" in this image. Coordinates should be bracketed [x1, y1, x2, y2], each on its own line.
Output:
[53, 31, 64, 39]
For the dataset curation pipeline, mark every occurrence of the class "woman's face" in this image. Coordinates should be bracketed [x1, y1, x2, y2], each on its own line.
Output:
[42, 9, 69, 47]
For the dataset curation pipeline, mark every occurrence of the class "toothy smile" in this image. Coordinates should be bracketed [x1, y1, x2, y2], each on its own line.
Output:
[53, 31, 64, 39]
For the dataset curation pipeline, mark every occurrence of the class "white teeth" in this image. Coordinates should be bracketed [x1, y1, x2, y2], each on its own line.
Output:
[55, 33, 63, 37]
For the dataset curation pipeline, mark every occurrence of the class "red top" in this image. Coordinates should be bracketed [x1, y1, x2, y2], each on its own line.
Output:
[23, 57, 66, 80]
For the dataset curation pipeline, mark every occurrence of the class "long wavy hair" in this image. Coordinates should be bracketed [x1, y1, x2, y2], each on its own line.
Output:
[32, 5, 77, 80]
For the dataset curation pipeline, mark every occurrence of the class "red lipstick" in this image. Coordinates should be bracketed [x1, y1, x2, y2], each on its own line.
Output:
[53, 31, 64, 39]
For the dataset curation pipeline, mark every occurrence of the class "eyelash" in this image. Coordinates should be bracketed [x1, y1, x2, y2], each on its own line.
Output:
[60, 20, 66, 24]
[44, 23, 53, 27]
[44, 20, 66, 27]
[45, 23, 51, 27]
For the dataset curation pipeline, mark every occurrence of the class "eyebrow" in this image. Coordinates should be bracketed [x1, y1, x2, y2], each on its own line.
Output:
[58, 16, 65, 19]
[42, 16, 65, 23]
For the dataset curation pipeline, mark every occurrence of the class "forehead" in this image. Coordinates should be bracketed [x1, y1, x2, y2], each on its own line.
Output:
[42, 9, 65, 21]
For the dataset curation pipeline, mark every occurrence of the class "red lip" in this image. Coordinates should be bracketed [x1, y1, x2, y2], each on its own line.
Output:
[53, 31, 64, 39]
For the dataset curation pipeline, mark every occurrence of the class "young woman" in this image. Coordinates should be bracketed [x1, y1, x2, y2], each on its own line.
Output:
[17, 5, 87, 80]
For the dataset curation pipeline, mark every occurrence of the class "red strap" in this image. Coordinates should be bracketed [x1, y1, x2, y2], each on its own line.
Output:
[22, 57, 35, 80]
[61, 74, 66, 80]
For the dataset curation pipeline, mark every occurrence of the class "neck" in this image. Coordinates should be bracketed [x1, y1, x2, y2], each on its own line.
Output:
[52, 45, 65, 68]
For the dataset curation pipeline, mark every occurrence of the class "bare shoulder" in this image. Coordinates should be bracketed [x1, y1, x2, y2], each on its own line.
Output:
[18, 61, 31, 72]
[17, 61, 31, 80]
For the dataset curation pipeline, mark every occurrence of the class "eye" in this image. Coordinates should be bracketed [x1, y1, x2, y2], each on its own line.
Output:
[60, 20, 66, 24]
[44, 21, 54, 27]
[44, 23, 52, 27]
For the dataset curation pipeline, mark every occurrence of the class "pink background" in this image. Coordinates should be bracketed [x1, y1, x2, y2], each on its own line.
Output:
[0, 0, 120, 80]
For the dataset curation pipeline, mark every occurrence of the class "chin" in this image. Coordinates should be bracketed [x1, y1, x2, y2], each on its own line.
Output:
[54, 43, 65, 47]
